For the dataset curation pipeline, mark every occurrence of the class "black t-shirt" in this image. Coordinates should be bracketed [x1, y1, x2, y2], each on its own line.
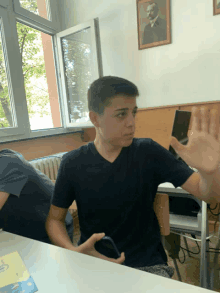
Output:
[52, 138, 194, 267]
[0, 151, 73, 244]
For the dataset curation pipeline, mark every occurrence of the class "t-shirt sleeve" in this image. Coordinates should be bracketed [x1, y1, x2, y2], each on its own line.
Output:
[150, 139, 195, 188]
[0, 157, 28, 196]
[51, 156, 75, 209]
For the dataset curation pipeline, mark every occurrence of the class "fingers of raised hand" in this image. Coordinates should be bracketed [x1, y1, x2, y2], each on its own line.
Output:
[191, 107, 201, 132]
[191, 107, 219, 139]
[200, 107, 209, 133]
[209, 109, 220, 140]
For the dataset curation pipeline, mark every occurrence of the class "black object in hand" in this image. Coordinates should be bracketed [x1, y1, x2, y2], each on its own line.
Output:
[95, 236, 121, 259]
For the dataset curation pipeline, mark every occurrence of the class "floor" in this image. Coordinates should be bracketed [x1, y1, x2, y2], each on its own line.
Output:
[72, 227, 220, 292]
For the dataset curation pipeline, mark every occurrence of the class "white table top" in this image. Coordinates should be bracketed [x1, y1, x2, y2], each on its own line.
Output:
[158, 182, 180, 188]
[158, 182, 191, 194]
[0, 231, 214, 293]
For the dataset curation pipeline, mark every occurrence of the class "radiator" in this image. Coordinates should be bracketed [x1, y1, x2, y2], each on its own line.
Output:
[29, 152, 67, 181]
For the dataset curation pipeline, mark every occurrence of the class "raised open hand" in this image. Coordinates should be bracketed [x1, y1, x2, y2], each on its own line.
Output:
[170, 107, 220, 175]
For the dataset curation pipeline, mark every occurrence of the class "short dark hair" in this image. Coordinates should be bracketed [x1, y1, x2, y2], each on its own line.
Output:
[88, 76, 139, 115]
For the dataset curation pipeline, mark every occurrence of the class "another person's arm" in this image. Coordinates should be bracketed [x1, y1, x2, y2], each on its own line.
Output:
[0, 191, 9, 231]
[0, 191, 9, 210]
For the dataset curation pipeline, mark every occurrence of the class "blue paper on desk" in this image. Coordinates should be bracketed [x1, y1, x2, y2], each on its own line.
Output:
[0, 251, 38, 293]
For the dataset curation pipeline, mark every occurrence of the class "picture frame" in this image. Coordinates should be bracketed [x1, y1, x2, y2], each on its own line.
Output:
[136, 0, 171, 50]
[214, 0, 220, 15]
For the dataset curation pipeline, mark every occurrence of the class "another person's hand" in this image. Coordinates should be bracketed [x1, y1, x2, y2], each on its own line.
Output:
[75, 233, 125, 264]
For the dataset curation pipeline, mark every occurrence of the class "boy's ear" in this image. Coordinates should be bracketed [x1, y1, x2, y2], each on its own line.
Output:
[89, 111, 99, 128]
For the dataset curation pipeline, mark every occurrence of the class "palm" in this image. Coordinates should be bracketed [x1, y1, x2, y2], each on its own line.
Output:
[170, 107, 220, 175]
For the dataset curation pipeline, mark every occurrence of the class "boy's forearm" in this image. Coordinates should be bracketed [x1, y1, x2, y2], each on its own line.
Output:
[198, 168, 220, 203]
[46, 218, 77, 251]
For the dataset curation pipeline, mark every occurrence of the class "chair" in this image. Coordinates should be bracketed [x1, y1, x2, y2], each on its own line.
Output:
[153, 193, 182, 281]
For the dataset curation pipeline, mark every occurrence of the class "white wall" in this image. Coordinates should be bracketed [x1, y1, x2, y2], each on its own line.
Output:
[57, 0, 220, 109]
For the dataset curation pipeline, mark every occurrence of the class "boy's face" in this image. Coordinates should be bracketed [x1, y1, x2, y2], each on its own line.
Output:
[91, 95, 138, 148]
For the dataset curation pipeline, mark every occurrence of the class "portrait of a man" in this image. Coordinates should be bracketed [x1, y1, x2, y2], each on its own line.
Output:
[214, 0, 220, 15]
[142, 2, 167, 45]
[137, 0, 171, 50]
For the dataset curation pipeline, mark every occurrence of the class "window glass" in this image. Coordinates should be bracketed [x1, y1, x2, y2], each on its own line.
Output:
[19, 0, 51, 21]
[61, 28, 93, 124]
[0, 19, 15, 129]
[16, 21, 62, 130]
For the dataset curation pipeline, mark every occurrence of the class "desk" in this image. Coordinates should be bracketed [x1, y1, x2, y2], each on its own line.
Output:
[158, 182, 210, 289]
[0, 231, 214, 293]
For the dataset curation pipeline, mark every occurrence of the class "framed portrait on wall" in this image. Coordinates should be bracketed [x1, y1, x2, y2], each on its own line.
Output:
[214, 0, 220, 15]
[136, 0, 171, 50]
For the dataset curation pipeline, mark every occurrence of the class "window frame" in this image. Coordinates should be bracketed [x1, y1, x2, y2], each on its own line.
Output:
[0, 5, 29, 138]
[13, 0, 59, 32]
[0, 1, 103, 143]
[0, 0, 83, 143]
[56, 18, 103, 128]
[0, 0, 9, 8]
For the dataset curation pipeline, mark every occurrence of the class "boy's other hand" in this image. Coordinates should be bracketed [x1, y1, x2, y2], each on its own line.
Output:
[75, 233, 125, 264]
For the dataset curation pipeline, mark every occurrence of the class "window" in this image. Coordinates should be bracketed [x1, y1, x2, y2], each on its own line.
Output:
[0, 5, 27, 138]
[56, 19, 103, 128]
[14, 0, 58, 31]
[0, 0, 8, 8]
[19, 0, 51, 20]
[0, 1, 103, 143]
[0, 21, 14, 129]
[16, 21, 62, 130]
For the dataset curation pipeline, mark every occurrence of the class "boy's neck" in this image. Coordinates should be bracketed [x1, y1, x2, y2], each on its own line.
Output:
[94, 138, 122, 163]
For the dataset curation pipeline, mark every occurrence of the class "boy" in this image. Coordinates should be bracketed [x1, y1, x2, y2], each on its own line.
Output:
[46, 76, 220, 278]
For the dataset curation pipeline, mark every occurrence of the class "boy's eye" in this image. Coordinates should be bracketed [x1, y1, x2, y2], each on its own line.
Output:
[116, 111, 137, 118]
[117, 112, 126, 118]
